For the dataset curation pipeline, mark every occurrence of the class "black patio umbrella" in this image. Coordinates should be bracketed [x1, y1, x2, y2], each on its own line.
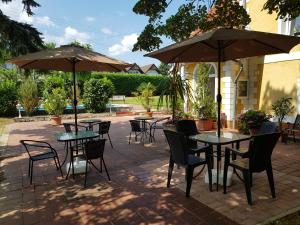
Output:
[145, 28, 300, 137]
[8, 44, 130, 133]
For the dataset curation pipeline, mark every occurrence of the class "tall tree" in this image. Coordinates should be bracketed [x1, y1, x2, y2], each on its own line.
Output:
[132, 0, 251, 52]
[0, 0, 44, 60]
[263, 0, 300, 20]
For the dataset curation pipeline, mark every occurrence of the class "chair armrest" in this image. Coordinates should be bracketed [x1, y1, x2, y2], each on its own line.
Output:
[225, 146, 248, 157]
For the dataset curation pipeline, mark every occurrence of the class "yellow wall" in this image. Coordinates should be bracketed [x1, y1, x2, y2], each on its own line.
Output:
[259, 60, 300, 114]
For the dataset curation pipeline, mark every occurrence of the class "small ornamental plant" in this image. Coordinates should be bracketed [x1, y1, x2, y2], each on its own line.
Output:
[238, 110, 270, 134]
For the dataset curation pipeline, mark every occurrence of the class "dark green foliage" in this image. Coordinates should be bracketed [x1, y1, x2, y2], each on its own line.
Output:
[43, 76, 65, 98]
[91, 73, 169, 96]
[158, 63, 171, 76]
[263, 0, 300, 20]
[0, 79, 17, 116]
[19, 79, 39, 116]
[83, 78, 114, 113]
[238, 110, 270, 134]
[132, 0, 250, 52]
[272, 97, 295, 131]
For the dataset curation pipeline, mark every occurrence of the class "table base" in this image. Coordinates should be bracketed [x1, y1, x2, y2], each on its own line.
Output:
[66, 158, 89, 174]
[204, 169, 233, 187]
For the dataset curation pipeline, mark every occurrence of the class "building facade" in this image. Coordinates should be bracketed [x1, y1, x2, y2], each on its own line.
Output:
[183, 0, 300, 128]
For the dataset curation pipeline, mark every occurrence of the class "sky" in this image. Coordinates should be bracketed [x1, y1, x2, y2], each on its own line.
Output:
[0, 0, 182, 66]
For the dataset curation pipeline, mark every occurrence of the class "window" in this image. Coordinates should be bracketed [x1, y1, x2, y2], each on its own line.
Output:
[278, 15, 300, 36]
[237, 80, 248, 98]
[293, 16, 300, 35]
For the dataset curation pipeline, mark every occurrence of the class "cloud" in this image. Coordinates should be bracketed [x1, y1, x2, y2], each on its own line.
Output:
[85, 16, 95, 22]
[35, 16, 55, 26]
[101, 27, 113, 35]
[0, 0, 55, 26]
[108, 33, 138, 56]
[43, 26, 91, 45]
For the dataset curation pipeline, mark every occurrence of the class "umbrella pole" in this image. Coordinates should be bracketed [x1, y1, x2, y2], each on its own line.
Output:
[72, 61, 78, 134]
[217, 41, 222, 137]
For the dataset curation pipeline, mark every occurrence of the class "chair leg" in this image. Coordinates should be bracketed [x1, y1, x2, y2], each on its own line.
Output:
[53, 157, 59, 170]
[266, 164, 276, 198]
[223, 163, 229, 194]
[206, 148, 213, 192]
[129, 132, 132, 144]
[28, 159, 31, 177]
[55, 156, 64, 178]
[243, 170, 253, 205]
[84, 160, 88, 187]
[167, 156, 174, 188]
[101, 158, 111, 181]
[186, 166, 194, 197]
[100, 157, 103, 172]
[30, 160, 33, 185]
[107, 133, 113, 148]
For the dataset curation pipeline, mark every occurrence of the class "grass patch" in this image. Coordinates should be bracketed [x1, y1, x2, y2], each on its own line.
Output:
[111, 96, 168, 109]
[0, 118, 13, 136]
[267, 210, 300, 225]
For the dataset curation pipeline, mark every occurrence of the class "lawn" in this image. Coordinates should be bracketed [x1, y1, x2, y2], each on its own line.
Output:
[0, 118, 13, 136]
[111, 96, 169, 109]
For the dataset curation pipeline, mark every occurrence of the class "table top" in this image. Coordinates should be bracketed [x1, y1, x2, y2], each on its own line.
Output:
[56, 130, 99, 142]
[190, 131, 251, 145]
[134, 116, 154, 121]
[79, 119, 102, 124]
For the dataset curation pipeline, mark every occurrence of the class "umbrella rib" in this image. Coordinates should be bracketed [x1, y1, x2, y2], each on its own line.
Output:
[167, 42, 202, 63]
[20, 60, 38, 69]
[253, 39, 289, 53]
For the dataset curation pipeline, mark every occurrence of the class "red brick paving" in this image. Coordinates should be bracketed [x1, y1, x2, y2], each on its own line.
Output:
[0, 117, 238, 225]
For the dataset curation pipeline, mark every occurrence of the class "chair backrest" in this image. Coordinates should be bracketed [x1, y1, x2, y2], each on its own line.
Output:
[293, 114, 300, 130]
[96, 121, 111, 135]
[175, 120, 199, 148]
[248, 132, 281, 173]
[84, 139, 106, 160]
[20, 140, 54, 158]
[163, 130, 188, 166]
[258, 121, 278, 134]
[176, 120, 199, 136]
[129, 120, 141, 132]
[63, 123, 87, 132]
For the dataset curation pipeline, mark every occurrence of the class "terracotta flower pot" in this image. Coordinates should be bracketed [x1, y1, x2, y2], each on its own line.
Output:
[145, 111, 153, 117]
[51, 116, 62, 125]
[195, 119, 213, 131]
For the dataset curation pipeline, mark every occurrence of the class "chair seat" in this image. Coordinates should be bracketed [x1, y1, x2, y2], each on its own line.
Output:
[231, 158, 249, 170]
[31, 151, 56, 161]
[187, 155, 206, 166]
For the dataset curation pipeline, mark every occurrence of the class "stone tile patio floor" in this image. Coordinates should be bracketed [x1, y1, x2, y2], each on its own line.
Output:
[0, 116, 299, 225]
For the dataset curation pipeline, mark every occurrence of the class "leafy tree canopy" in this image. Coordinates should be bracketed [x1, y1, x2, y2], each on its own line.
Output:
[0, 0, 44, 59]
[132, 0, 251, 52]
[263, 0, 300, 20]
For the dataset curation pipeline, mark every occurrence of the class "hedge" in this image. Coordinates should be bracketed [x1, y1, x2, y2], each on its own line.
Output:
[91, 72, 169, 96]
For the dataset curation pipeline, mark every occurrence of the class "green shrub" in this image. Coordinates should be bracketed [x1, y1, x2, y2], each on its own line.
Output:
[83, 78, 114, 112]
[44, 88, 67, 116]
[43, 76, 65, 98]
[238, 110, 270, 134]
[0, 80, 18, 116]
[91, 72, 168, 96]
[19, 79, 40, 116]
[133, 82, 156, 112]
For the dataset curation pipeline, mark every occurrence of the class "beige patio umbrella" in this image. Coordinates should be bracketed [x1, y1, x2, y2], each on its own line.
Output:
[8, 44, 130, 132]
[145, 28, 300, 137]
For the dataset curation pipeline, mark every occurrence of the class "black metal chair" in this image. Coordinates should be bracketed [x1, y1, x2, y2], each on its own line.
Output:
[164, 130, 213, 197]
[83, 139, 110, 187]
[93, 121, 113, 148]
[175, 120, 208, 155]
[20, 140, 63, 184]
[149, 117, 170, 142]
[285, 114, 300, 143]
[223, 132, 281, 205]
[63, 122, 89, 132]
[128, 120, 150, 144]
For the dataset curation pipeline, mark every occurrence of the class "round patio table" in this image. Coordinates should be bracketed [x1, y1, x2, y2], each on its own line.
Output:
[134, 116, 154, 143]
[79, 119, 102, 130]
[56, 130, 99, 179]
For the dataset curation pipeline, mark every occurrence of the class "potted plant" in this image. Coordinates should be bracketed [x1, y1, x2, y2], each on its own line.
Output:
[272, 97, 295, 131]
[193, 63, 216, 131]
[133, 82, 156, 117]
[44, 88, 67, 125]
[238, 110, 270, 135]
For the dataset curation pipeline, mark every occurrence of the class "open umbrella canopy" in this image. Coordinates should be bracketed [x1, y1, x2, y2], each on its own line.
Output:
[145, 28, 300, 137]
[145, 28, 300, 63]
[8, 44, 130, 72]
[8, 44, 130, 133]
